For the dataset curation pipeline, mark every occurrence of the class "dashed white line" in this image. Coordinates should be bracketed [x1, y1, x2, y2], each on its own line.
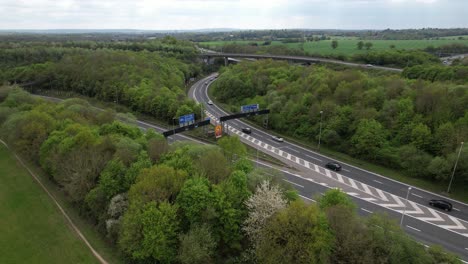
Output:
[411, 193, 423, 198]
[342, 169, 350, 172]
[361, 208, 373, 214]
[288, 147, 300, 154]
[299, 195, 316, 202]
[406, 225, 421, 232]
[373, 180, 383, 184]
[305, 154, 323, 162]
[283, 179, 304, 188]
[453, 208, 461, 212]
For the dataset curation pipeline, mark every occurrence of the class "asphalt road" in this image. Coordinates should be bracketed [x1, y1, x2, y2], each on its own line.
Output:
[189, 74, 468, 261]
[190, 74, 468, 221]
[37, 93, 468, 261]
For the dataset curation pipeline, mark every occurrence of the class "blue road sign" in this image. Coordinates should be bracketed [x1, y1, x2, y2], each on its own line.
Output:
[179, 113, 195, 126]
[241, 104, 259, 113]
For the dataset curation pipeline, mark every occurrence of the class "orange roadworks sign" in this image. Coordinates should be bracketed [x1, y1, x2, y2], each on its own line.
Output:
[215, 124, 223, 138]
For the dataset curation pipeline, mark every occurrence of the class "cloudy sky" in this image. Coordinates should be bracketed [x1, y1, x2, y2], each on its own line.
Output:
[0, 0, 467, 30]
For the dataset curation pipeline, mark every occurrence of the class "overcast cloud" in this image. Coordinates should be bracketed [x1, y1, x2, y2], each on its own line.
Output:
[0, 0, 466, 30]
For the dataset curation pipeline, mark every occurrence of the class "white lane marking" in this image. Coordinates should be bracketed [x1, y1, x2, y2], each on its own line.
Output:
[361, 208, 373, 213]
[439, 216, 467, 230]
[347, 192, 359, 196]
[306, 154, 323, 162]
[361, 184, 374, 196]
[325, 169, 332, 178]
[406, 225, 421, 232]
[453, 208, 461, 212]
[362, 197, 377, 202]
[342, 169, 350, 172]
[320, 183, 328, 186]
[336, 173, 344, 183]
[373, 180, 383, 184]
[411, 193, 423, 198]
[299, 195, 316, 202]
[376, 189, 389, 201]
[283, 179, 304, 188]
[348, 178, 359, 189]
[465, 248, 468, 251]
[288, 147, 300, 154]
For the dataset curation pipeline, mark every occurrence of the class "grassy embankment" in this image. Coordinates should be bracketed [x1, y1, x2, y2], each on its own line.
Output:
[0, 144, 110, 264]
[199, 38, 468, 56]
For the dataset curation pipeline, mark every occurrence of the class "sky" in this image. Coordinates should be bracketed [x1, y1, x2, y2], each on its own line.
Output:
[0, 0, 467, 30]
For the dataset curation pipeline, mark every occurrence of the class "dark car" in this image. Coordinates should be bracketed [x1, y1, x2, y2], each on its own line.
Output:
[429, 199, 452, 211]
[325, 162, 342, 171]
[242, 128, 252, 134]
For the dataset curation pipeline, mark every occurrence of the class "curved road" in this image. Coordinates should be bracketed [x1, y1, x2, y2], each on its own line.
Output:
[190, 74, 468, 261]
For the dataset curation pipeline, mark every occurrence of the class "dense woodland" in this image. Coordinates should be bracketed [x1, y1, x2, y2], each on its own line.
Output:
[212, 60, 468, 186]
[0, 87, 461, 264]
[0, 37, 202, 123]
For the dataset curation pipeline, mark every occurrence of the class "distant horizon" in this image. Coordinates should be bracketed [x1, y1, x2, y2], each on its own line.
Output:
[1, 0, 467, 30]
[1, 27, 468, 33]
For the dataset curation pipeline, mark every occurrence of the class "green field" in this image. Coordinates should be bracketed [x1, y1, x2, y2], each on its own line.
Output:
[0, 144, 99, 264]
[200, 38, 468, 56]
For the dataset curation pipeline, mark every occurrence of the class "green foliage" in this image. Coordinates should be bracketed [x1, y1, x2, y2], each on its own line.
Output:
[129, 164, 188, 204]
[212, 60, 468, 183]
[255, 200, 334, 264]
[176, 176, 214, 226]
[178, 225, 217, 264]
[218, 136, 247, 162]
[318, 189, 356, 211]
[119, 201, 179, 263]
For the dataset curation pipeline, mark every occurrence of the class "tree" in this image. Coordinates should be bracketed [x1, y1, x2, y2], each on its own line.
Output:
[178, 225, 217, 264]
[390, 44, 396, 49]
[147, 137, 169, 163]
[119, 201, 180, 263]
[243, 180, 287, 246]
[350, 119, 388, 161]
[176, 177, 215, 226]
[129, 164, 188, 204]
[318, 188, 356, 211]
[365, 42, 373, 50]
[410, 123, 431, 151]
[331, 40, 338, 49]
[218, 136, 247, 162]
[255, 200, 334, 264]
[197, 148, 230, 184]
[357, 41, 364, 50]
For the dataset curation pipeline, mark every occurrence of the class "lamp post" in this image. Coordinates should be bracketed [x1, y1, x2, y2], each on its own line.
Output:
[400, 186, 412, 227]
[447, 142, 464, 193]
[317, 110, 323, 151]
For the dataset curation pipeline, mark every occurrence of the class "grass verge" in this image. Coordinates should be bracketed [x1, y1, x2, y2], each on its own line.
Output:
[0, 144, 103, 264]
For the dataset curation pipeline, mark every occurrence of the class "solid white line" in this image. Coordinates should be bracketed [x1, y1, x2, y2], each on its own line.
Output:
[282, 179, 304, 188]
[453, 208, 461, 212]
[465, 248, 468, 251]
[412, 193, 423, 198]
[305, 154, 322, 162]
[361, 208, 373, 213]
[373, 180, 383, 184]
[342, 169, 350, 172]
[406, 225, 421, 232]
[299, 195, 316, 202]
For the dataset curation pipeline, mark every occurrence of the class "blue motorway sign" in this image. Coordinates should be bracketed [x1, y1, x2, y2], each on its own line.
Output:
[179, 113, 195, 126]
[241, 104, 259, 113]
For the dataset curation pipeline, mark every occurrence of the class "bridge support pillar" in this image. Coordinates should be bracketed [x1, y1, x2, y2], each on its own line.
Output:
[224, 57, 228, 66]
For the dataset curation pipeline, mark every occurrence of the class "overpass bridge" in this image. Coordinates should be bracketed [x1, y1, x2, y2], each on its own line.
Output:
[199, 52, 403, 72]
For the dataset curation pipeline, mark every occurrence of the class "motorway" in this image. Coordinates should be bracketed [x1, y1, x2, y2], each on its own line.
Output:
[189, 74, 468, 261]
[199, 52, 403, 72]
[37, 93, 468, 261]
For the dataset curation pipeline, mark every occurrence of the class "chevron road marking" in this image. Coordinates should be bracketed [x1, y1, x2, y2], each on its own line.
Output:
[213, 111, 468, 237]
[418, 208, 445, 222]
[439, 216, 467, 230]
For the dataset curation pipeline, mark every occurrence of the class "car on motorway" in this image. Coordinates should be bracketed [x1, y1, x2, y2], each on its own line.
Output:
[366, 64, 373, 67]
[207, 100, 213, 105]
[242, 127, 252, 134]
[429, 199, 452, 211]
[271, 135, 284, 142]
[205, 81, 208, 85]
[325, 162, 342, 171]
